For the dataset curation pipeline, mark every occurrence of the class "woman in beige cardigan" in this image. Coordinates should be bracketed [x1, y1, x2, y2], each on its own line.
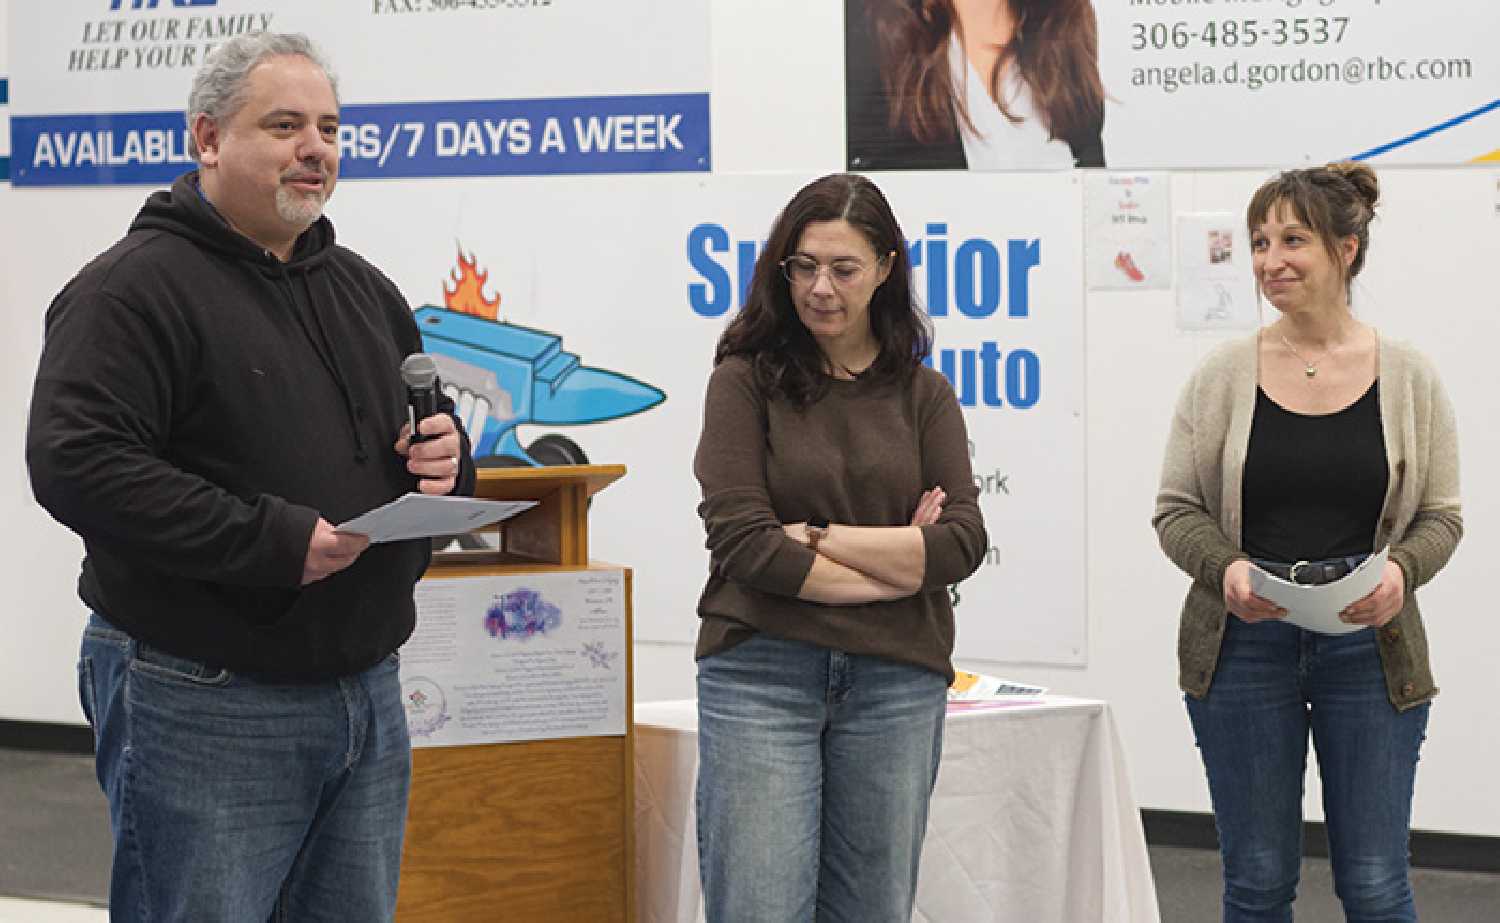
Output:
[1154, 162, 1461, 922]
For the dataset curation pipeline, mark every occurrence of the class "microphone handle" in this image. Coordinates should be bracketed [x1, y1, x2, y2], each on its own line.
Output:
[408, 386, 439, 443]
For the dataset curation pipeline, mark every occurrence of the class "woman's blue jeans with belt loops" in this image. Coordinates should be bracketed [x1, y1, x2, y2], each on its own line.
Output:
[78, 613, 412, 923]
[1187, 616, 1429, 923]
[695, 634, 948, 923]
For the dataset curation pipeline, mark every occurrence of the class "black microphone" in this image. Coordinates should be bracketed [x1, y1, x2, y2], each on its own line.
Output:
[400, 353, 440, 444]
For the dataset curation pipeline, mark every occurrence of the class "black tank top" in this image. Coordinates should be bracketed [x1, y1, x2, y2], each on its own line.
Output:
[1241, 382, 1388, 562]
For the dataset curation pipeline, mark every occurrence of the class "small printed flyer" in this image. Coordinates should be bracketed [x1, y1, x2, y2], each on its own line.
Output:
[400, 569, 627, 748]
[1174, 212, 1258, 332]
[1084, 172, 1171, 291]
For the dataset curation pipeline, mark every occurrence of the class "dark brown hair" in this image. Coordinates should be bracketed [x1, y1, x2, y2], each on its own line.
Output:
[864, 0, 1104, 153]
[1246, 161, 1380, 285]
[714, 173, 931, 407]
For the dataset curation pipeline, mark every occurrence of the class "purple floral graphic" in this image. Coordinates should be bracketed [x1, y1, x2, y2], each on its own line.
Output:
[581, 641, 619, 670]
[484, 588, 563, 640]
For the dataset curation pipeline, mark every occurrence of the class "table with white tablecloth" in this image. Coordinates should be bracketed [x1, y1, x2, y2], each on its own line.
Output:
[633, 696, 1161, 923]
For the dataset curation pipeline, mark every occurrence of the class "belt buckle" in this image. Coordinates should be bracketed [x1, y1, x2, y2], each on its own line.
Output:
[1288, 560, 1311, 584]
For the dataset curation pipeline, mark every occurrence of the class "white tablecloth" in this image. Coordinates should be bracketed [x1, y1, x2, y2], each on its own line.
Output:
[633, 696, 1160, 923]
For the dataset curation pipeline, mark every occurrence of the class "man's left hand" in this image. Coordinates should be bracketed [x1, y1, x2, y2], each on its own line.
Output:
[395, 414, 462, 496]
[1339, 561, 1406, 628]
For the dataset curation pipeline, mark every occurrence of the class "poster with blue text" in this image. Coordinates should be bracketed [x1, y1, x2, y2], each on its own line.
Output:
[7, 0, 710, 186]
[309, 170, 1085, 665]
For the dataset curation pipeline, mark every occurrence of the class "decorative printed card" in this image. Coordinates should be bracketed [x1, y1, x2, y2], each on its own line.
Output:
[402, 569, 627, 748]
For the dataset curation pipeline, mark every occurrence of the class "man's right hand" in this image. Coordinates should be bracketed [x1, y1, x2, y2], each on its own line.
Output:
[302, 518, 370, 586]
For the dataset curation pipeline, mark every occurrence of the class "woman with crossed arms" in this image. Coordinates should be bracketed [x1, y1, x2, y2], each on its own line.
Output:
[692, 172, 987, 922]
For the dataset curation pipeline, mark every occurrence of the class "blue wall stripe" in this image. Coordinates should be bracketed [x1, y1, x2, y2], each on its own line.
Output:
[1352, 97, 1500, 161]
[0, 157, 11, 182]
[0, 77, 8, 104]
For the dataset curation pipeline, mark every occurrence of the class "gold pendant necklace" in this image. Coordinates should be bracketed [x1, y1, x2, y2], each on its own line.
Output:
[1278, 331, 1329, 379]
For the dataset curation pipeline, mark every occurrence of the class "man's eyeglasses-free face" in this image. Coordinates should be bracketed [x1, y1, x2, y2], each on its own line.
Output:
[779, 254, 885, 289]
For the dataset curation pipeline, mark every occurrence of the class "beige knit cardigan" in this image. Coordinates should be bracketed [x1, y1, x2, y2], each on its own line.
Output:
[1153, 332, 1462, 710]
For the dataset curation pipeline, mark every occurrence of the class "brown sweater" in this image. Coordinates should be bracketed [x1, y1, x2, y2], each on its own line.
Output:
[693, 356, 988, 681]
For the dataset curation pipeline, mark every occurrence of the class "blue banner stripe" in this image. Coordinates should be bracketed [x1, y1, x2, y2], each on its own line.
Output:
[339, 94, 710, 179]
[0, 157, 10, 183]
[10, 110, 191, 186]
[10, 92, 711, 187]
[1352, 97, 1500, 161]
[0, 78, 9, 105]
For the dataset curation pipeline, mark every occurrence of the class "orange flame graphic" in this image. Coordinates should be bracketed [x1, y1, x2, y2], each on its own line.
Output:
[444, 246, 501, 320]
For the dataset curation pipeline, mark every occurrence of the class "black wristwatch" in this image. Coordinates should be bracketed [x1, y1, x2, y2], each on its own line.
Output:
[805, 517, 830, 553]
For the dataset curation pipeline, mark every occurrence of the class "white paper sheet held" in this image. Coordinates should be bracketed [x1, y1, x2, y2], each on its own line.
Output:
[1247, 547, 1388, 635]
[336, 494, 536, 543]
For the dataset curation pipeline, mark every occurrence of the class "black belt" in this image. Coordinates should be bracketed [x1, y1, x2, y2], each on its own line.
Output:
[1252, 554, 1369, 586]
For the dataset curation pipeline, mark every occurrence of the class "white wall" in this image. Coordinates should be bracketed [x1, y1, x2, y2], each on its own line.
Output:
[4, 0, 1498, 839]
[646, 4, 1500, 840]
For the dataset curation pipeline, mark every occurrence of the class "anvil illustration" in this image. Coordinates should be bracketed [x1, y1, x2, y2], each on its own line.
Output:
[413, 305, 665, 466]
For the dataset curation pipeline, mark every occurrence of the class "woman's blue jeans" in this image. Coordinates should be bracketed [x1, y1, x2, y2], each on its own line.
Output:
[1186, 616, 1429, 922]
[78, 614, 411, 922]
[695, 634, 947, 923]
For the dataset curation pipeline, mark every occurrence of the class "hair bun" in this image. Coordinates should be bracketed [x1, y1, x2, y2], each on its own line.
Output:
[1325, 160, 1380, 211]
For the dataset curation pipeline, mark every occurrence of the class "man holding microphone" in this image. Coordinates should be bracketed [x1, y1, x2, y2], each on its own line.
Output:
[26, 32, 473, 922]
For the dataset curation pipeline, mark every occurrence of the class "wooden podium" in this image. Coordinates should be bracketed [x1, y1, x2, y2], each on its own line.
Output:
[396, 465, 635, 922]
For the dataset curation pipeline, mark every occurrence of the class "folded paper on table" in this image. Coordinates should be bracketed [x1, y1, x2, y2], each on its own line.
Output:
[336, 494, 536, 543]
[1248, 546, 1388, 636]
[948, 669, 1048, 700]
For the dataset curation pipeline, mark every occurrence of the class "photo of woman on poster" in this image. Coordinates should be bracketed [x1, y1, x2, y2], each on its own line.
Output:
[846, 0, 1107, 171]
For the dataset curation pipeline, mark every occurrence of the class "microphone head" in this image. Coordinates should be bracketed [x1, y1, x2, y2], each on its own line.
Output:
[400, 353, 438, 389]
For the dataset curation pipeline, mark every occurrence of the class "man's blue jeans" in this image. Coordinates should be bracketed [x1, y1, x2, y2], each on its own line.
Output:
[1186, 616, 1429, 922]
[695, 634, 947, 923]
[78, 614, 411, 922]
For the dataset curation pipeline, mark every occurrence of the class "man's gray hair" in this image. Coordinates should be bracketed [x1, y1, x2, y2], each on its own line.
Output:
[186, 32, 340, 161]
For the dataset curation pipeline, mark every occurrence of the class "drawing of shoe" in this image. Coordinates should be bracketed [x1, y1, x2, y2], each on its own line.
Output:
[1114, 250, 1145, 282]
[1203, 282, 1233, 321]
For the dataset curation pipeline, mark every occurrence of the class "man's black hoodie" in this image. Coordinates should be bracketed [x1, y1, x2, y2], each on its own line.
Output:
[27, 172, 475, 681]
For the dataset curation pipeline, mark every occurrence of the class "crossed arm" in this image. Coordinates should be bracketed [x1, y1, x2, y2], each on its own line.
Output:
[695, 360, 986, 609]
[782, 487, 945, 604]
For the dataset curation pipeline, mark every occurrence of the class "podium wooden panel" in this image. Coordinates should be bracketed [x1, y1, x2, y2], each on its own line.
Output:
[397, 466, 635, 922]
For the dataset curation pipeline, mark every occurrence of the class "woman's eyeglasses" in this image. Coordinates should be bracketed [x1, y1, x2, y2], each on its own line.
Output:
[779, 254, 882, 289]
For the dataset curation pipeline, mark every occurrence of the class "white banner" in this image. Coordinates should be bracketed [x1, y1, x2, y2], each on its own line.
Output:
[330, 171, 1087, 666]
[6, 0, 710, 185]
[846, 0, 1497, 170]
[1098, 0, 1497, 167]
[881, 173, 1086, 665]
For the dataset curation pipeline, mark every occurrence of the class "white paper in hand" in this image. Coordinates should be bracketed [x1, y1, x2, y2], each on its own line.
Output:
[336, 494, 536, 543]
[1247, 547, 1389, 635]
